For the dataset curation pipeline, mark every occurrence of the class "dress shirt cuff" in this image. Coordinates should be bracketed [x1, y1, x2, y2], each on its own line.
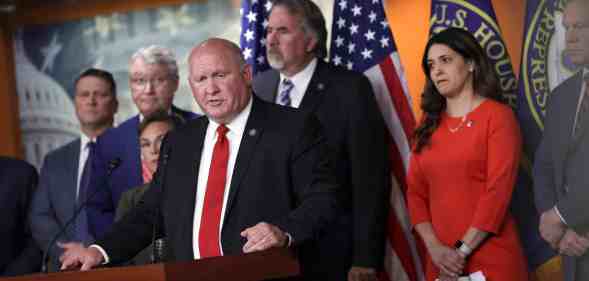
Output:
[89, 245, 110, 264]
[554, 206, 568, 226]
[285, 233, 293, 247]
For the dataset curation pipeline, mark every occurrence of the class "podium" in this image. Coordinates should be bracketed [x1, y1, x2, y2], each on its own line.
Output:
[0, 248, 299, 281]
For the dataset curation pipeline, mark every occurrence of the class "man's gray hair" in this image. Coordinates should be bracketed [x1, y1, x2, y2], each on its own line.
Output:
[131, 45, 179, 79]
[270, 0, 327, 59]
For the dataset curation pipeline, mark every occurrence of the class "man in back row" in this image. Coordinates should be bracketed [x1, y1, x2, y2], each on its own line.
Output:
[535, 0, 589, 280]
[59, 38, 338, 277]
[88, 46, 197, 239]
[254, 1, 390, 280]
[30, 68, 118, 271]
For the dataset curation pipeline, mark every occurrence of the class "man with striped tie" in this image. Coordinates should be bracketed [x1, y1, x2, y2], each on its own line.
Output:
[253, 1, 390, 281]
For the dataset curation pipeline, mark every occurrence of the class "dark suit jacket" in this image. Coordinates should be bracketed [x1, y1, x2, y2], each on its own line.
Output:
[96, 96, 338, 266]
[115, 183, 155, 265]
[88, 106, 197, 239]
[0, 157, 42, 276]
[534, 71, 589, 280]
[30, 139, 103, 271]
[253, 60, 390, 270]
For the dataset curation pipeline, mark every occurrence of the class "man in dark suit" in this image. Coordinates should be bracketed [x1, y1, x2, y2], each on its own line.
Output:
[253, 1, 389, 280]
[0, 157, 42, 276]
[534, 1, 589, 280]
[89, 45, 197, 239]
[30, 68, 118, 271]
[59, 38, 338, 274]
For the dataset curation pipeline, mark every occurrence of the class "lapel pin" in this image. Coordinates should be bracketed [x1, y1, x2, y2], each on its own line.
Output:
[317, 83, 325, 91]
[248, 129, 257, 136]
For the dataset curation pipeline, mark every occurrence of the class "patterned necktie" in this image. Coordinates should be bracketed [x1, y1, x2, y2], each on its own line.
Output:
[199, 124, 229, 258]
[574, 77, 589, 139]
[74, 141, 95, 244]
[278, 78, 294, 107]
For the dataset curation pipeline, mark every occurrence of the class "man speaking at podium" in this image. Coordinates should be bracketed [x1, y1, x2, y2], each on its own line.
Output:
[59, 38, 338, 275]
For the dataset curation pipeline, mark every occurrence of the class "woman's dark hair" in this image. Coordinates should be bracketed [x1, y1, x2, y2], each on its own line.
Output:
[138, 110, 176, 136]
[413, 27, 503, 153]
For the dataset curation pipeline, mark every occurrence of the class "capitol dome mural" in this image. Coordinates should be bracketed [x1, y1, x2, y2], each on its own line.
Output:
[14, 38, 79, 170]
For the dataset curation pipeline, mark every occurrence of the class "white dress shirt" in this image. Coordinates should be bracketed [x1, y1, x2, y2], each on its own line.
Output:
[92, 99, 252, 263]
[192, 98, 252, 259]
[276, 58, 318, 108]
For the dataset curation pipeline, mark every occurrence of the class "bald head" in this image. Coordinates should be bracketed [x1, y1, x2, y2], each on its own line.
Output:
[187, 38, 253, 124]
[189, 38, 246, 74]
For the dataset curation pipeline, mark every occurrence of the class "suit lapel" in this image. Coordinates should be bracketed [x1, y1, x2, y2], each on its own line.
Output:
[129, 116, 142, 185]
[65, 140, 81, 221]
[254, 70, 280, 103]
[177, 119, 208, 260]
[298, 61, 328, 112]
[224, 98, 265, 219]
[560, 73, 584, 156]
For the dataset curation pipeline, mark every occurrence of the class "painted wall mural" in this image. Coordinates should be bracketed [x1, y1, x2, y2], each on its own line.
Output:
[14, 1, 241, 169]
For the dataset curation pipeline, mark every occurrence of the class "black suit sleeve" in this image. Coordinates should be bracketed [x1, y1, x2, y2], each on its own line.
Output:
[2, 162, 42, 276]
[347, 75, 390, 268]
[272, 114, 339, 245]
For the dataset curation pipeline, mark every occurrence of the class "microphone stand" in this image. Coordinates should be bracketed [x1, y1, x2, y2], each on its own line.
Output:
[150, 149, 170, 263]
[40, 158, 121, 273]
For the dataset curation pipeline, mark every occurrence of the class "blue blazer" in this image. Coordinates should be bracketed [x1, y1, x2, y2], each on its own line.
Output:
[88, 106, 197, 239]
[29, 139, 107, 271]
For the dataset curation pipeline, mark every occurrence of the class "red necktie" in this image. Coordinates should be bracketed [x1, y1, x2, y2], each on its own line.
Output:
[199, 124, 229, 258]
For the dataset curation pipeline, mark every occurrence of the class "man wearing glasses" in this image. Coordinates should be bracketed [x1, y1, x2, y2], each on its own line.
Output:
[87, 46, 197, 240]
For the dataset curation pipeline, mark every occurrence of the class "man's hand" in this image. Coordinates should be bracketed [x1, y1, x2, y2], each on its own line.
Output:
[539, 208, 566, 249]
[558, 229, 589, 257]
[348, 266, 377, 281]
[240, 222, 287, 253]
[58, 242, 104, 271]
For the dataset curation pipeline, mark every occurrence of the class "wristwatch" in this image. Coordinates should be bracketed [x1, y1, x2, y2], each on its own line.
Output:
[454, 240, 473, 257]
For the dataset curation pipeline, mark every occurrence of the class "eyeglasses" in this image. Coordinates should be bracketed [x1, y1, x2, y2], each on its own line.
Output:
[130, 76, 172, 90]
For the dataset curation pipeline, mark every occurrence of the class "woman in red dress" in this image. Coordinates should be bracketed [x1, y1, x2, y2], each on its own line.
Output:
[407, 28, 529, 281]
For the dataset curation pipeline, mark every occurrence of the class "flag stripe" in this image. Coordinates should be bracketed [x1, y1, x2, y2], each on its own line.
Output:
[380, 56, 417, 141]
[382, 241, 411, 281]
[387, 200, 419, 281]
[364, 63, 411, 170]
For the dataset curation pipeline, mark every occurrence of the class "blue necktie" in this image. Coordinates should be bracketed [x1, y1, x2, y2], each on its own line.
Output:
[279, 79, 294, 107]
[74, 142, 95, 244]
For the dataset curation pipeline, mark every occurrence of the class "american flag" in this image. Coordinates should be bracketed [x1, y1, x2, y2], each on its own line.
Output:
[239, 0, 424, 280]
[329, 1, 424, 281]
[239, 0, 272, 74]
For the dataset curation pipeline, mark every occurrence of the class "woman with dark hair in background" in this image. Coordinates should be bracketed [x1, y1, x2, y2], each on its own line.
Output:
[114, 110, 175, 265]
[407, 28, 528, 281]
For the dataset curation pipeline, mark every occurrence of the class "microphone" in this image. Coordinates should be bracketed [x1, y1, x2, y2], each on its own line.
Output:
[150, 148, 170, 263]
[41, 158, 121, 273]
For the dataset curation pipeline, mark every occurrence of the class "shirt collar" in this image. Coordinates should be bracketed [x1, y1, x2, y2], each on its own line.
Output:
[139, 107, 173, 122]
[207, 96, 253, 137]
[80, 133, 95, 149]
[279, 58, 317, 93]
